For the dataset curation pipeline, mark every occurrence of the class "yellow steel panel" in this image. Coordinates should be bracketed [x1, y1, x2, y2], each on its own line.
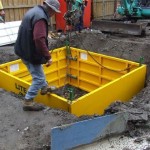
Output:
[102, 57, 129, 69]
[0, 70, 29, 95]
[52, 48, 66, 60]
[35, 93, 70, 112]
[101, 76, 111, 85]
[48, 80, 59, 87]
[71, 65, 146, 116]
[79, 52, 100, 65]
[45, 70, 58, 80]
[0, 68, 70, 112]
[16, 70, 30, 78]
[79, 79, 98, 92]
[70, 48, 78, 56]
[70, 61, 78, 68]
[101, 68, 124, 79]
[79, 61, 100, 73]
[0, 47, 147, 116]
[79, 71, 100, 85]
[59, 76, 69, 86]
[58, 59, 67, 68]
[59, 67, 67, 75]
[20, 74, 31, 82]
[70, 68, 78, 74]
[44, 61, 58, 71]
[0, 59, 26, 73]
[70, 78, 78, 86]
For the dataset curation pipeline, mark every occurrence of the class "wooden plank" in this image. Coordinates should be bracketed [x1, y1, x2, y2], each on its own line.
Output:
[14, 8, 19, 20]
[1, 0, 7, 7]
[4, 5, 36, 9]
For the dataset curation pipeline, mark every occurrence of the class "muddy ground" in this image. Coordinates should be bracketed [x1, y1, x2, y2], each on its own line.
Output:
[0, 30, 150, 150]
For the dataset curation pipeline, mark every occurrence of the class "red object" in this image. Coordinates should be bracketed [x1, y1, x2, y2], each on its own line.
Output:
[55, 0, 91, 31]
[83, 0, 91, 28]
[55, 0, 67, 31]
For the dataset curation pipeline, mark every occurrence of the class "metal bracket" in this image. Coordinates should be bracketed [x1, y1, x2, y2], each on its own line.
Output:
[67, 74, 77, 79]
[66, 55, 77, 61]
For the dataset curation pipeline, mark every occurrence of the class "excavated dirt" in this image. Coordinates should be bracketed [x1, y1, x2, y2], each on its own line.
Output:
[53, 84, 88, 100]
[0, 31, 150, 150]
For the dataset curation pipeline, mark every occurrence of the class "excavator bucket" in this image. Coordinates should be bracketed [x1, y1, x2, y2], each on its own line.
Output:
[92, 20, 148, 35]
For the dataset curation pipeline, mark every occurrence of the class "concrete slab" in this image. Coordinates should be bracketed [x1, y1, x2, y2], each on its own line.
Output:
[51, 112, 128, 150]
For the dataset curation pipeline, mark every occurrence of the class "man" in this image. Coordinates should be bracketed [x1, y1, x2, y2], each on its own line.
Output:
[0, 0, 5, 23]
[14, 0, 61, 111]
[72, 0, 84, 33]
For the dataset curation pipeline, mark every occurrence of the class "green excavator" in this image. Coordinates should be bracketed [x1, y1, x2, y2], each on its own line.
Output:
[92, 0, 150, 35]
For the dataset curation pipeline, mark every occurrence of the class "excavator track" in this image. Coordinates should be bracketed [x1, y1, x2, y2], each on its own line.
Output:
[92, 20, 148, 36]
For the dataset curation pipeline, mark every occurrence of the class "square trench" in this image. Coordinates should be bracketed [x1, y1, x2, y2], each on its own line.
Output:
[0, 47, 147, 116]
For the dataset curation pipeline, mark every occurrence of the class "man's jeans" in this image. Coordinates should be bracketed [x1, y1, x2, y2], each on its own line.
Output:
[22, 59, 47, 100]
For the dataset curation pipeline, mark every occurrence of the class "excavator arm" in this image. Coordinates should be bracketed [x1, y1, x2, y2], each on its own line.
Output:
[92, 0, 150, 35]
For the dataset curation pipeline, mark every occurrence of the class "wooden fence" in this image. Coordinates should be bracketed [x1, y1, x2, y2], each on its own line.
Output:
[2, 0, 117, 23]
[2, 0, 43, 21]
[92, 0, 117, 19]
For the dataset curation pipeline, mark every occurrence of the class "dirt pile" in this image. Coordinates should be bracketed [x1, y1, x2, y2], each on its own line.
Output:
[0, 31, 150, 149]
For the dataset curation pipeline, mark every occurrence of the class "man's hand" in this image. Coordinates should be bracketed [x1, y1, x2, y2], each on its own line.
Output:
[46, 58, 52, 67]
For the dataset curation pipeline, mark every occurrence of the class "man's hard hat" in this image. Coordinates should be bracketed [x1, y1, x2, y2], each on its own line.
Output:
[44, 0, 61, 13]
[0, 0, 4, 10]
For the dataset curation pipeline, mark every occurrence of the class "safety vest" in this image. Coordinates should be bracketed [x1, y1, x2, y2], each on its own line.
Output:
[14, 5, 49, 64]
[0, 0, 3, 10]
